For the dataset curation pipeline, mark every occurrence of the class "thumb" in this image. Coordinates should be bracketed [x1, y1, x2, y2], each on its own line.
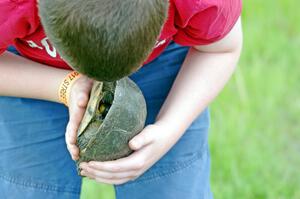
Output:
[66, 93, 90, 160]
[68, 93, 89, 132]
[76, 92, 90, 108]
[129, 126, 154, 150]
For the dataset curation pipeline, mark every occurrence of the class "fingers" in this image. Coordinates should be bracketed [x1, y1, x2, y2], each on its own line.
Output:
[66, 94, 89, 160]
[82, 171, 133, 185]
[65, 106, 85, 160]
[78, 124, 166, 185]
[82, 147, 150, 173]
[80, 127, 156, 172]
[63, 75, 94, 161]
[65, 78, 93, 160]
[79, 146, 154, 184]
[81, 166, 138, 180]
[80, 161, 141, 185]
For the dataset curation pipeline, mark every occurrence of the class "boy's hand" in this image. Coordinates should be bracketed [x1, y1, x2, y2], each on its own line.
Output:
[65, 75, 94, 160]
[78, 122, 180, 185]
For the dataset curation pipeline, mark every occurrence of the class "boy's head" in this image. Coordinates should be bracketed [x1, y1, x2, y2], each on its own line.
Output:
[39, 0, 168, 81]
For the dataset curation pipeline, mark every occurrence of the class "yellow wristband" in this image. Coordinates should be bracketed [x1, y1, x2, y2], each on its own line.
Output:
[58, 71, 81, 107]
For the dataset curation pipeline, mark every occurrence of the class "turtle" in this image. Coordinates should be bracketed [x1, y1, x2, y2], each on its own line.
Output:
[75, 77, 147, 174]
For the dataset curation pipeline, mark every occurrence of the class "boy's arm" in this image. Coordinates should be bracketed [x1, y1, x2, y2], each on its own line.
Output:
[156, 17, 243, 134]
[0, 51, 94, 160]
[0, 51, 70, 102]
[79, 17, 243, 185]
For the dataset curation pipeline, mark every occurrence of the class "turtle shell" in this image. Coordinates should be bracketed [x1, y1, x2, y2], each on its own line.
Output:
[75, 77, 147, 171]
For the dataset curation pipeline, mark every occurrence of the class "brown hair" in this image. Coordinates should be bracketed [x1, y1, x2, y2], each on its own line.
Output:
[39, 0, 168, 81]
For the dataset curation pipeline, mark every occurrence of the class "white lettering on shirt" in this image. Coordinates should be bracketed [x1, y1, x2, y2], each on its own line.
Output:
[27, 37, 165, 59]
[154, 39, 166, 48]
[41, 37, 57, 58]
[26, 40, 43, 50]
[26, 37, 57, 58]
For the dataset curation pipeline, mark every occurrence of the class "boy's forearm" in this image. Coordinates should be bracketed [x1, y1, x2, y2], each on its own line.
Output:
[0, 51, 71, 103]
[156, 48, 241, 137]
[156, 18, 242, 139]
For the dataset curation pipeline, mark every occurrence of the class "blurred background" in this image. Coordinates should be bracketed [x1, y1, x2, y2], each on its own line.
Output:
[210, 0, 300, 198]
[81, 0, 300, 198]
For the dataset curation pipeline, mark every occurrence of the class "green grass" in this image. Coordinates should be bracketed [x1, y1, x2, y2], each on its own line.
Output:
[81, 0, 300, 198]
[209, 0, 300, 198]
[80, 178, 115, 199]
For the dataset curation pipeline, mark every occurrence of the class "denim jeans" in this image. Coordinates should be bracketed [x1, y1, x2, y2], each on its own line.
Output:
[0, 42, 212, 199]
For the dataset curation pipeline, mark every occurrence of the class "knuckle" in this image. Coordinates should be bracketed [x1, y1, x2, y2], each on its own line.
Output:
[112, 166, 122, 172]
[85, 167, 93, 174]
[107, 174, 117, 180]
[68, 143, 75, 149]
[70, 148, 77, 155]
[68, 134, 76, 142]
[77, 92, 88, 101]
[134, 160, 145, 170]
[129, 174, 139, 180]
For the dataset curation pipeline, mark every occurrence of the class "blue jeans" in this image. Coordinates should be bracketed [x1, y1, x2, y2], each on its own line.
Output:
[0, 42, 212, 198]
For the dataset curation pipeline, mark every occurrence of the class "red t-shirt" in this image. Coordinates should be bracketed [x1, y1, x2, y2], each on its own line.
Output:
[0, 0, 242, 70]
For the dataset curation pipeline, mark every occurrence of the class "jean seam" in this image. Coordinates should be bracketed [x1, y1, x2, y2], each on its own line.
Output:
[0, 173, 80, 195]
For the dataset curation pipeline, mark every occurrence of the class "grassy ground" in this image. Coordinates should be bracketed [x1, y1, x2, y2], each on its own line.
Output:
[81, 0, 300, 198]
[209, 0, 300, 198]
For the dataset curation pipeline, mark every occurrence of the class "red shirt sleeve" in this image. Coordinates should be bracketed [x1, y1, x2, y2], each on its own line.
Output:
[173, 0, 242, 46]
[0, 0, 39, 54]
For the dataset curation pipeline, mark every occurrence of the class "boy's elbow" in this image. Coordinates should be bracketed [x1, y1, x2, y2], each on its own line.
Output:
[193, 17, 243, 55]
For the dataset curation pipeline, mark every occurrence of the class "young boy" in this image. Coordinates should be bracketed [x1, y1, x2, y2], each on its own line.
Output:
[0, 0, 242, 198]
